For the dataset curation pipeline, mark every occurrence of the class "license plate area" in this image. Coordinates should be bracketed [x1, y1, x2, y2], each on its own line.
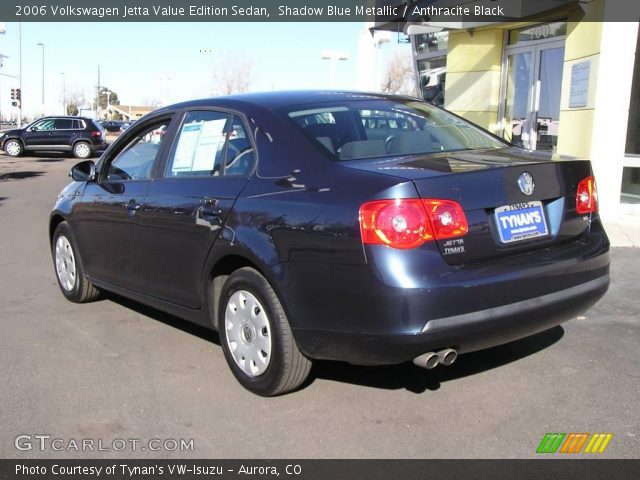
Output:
[494, 201, 549, 244]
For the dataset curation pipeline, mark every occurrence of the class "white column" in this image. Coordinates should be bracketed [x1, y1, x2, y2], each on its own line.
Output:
[590, 21, 638, 218]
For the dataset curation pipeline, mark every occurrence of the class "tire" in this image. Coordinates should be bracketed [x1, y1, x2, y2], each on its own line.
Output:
[73, 141, 92, 159]
[218, 267, 311, 396]
[4, 139, 23, 157]
[52, 222, 100, 303]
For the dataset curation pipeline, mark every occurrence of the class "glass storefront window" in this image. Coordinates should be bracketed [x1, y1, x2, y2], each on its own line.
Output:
[418, 57, 446, 107]
[508, 21, 567, 45]
[414, 31, 448, 55]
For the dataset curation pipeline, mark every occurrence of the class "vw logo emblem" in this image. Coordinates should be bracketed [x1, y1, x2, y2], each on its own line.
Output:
[518, 172, 535, 196]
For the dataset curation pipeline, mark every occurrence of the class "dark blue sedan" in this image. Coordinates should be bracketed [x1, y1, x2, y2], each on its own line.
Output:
[49, 91, 610, 396]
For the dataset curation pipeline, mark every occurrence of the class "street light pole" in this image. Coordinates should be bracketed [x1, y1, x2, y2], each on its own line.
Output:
[36, 42, 45, 115]
[321, 50, 349, 88]
[18, 23, 22, 127]
[60, 72, 66, 115]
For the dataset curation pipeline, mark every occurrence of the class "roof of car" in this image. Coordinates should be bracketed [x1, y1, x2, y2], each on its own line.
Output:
[38, 116, 96, 121]
[155, 90, 420, 114]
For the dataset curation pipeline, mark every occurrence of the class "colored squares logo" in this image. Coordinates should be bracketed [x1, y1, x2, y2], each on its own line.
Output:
[537, 433, 612, 454]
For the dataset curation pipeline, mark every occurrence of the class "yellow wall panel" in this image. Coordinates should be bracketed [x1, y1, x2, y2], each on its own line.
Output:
[556, 109, 595, 158]
[449, 111, 499, 133]
[445, 70, 501, 113]
[564, 1, 604, 61]
[447, 29, 504, 73]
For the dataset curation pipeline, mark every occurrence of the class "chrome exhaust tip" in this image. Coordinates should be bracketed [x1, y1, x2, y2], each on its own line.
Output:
[437, 348, 458, 366]
[413, 352, 440, 369]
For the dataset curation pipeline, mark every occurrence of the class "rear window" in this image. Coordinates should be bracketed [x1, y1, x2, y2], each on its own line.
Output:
[283, 100, 505, 161]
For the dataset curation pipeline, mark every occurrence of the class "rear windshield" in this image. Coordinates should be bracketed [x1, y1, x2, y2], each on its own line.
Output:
[283, 99, 505, 161]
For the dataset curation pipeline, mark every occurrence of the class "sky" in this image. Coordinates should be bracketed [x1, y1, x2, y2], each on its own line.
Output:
[0, 22, 410, 119]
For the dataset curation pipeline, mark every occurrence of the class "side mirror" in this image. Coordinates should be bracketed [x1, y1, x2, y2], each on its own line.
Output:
[70, 160, 96, 182]
[28, 126, 38, 132]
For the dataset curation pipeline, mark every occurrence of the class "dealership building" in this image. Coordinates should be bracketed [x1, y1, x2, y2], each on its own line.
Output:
[375, 0, 639, 219]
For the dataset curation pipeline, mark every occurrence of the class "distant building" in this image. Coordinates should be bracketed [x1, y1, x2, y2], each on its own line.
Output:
[105, 104, 155, 121]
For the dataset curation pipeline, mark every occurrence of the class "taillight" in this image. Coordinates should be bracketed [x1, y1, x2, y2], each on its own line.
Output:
[422, 199, 469, 239]
[359, 198, 468, 249]
[576, 176, 598, 214]
[90, 130, 102, 138]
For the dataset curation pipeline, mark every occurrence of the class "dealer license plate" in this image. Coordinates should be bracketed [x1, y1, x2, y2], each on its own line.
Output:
[494, 201, 549, 244]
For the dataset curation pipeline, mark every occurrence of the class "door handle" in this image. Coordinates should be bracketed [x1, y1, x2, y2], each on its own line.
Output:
[200, 198, 222, 217]
[126, 199, 142, 212]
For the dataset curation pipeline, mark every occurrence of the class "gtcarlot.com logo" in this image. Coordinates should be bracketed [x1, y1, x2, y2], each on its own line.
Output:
[536, 433, 613, 454]
[14, 434, 194, 453]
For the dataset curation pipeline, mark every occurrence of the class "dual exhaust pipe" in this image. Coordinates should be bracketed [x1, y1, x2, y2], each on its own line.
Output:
[413, 348, 457, 369]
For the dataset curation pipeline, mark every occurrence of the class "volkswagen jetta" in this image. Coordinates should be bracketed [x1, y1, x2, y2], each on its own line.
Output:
[49, 91, 610, 396]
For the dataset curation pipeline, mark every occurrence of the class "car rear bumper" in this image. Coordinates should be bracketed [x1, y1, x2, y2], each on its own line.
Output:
[286, 222, 610, 365]
[293, 273, 609, 365]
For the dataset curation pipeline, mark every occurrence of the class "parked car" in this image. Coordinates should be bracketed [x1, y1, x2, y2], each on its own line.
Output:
[100, 120, 124, 132]
[1, 116, 107, 158]
[120, 121, 135, 132]
[49, 91, 610, 396]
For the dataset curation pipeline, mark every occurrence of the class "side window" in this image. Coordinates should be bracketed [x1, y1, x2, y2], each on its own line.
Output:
[167, 111, 230, 177]
[73, 120, 85, 129]
[54, 119, 73, 130]
[32, 119, 55, 131]
[224, 115, 255, 176]
[105, 120, 171, 181]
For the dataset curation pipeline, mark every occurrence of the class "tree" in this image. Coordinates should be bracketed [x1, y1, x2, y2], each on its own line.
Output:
[95, 86, 120, 109]
[380, 50, 416, 96]
[212, 51, 254, 95]
[64, 89, 85, 116]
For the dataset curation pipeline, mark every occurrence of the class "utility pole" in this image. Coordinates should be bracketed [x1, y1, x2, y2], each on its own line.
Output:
[37, 42, 45, 115]
[95, 65, 100, 119]
[60, 72, 66, 115]
[18, 22, 22, 127]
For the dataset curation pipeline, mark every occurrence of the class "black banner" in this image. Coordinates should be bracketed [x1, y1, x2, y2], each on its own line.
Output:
[0, 0, 639, 22]
[1, 460, 640, 480]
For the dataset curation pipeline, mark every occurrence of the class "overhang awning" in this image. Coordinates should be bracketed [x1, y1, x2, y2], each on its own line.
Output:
[371, 0, 588, 33]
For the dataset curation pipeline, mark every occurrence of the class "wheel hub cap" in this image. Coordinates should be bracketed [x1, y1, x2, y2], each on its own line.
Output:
[55, 235, 76, 292]
[225, 290, 272, 377]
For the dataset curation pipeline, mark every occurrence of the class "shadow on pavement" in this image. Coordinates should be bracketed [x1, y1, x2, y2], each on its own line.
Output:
[0, 171, 44, 181]
[103, 290, 563, 394]
[36, 158, 67, 163]
[308, 326, 564, 393]
[104, 292, 220, 346]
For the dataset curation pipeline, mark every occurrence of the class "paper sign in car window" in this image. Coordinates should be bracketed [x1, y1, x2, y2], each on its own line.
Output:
[191, 118, 227, 172]
[172, 122, 203, 173]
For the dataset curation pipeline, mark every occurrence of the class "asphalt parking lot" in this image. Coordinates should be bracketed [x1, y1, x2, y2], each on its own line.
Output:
[1, 153, 638, 459]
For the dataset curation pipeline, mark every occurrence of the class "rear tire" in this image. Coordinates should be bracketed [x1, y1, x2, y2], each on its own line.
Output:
[218, 267, 311, 396]
[52, 222, 100, 303]
[73, 141, 92, 159]
[4, 139, 23, 157]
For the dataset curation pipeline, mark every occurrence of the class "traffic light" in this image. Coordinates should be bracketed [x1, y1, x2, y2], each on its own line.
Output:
[16, 88, 21, 101]
[10, 88, 15, 100]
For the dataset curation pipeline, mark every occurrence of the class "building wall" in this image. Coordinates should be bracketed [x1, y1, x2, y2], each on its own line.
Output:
[557, 0, 638, 216]
[435, 0, 638, 218]
[444, 28, 503, 134]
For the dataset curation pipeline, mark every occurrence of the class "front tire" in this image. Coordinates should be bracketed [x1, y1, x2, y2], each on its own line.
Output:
[218, 267, 311, 396]
[4, 139, 23, 157]
[52, 222, 100, 303]
[73, 141, 92, 159]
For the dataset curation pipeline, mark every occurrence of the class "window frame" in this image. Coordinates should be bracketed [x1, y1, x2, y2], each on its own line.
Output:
[98, 114, 176, 184]
[162, 107, 257, 180]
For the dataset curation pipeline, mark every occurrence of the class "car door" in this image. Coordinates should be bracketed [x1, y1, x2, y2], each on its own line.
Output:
[52, 118, 78, 151]
[23, 118, 56, 149]
[139, 110, 255, 308]
[71, 115, 175, 292]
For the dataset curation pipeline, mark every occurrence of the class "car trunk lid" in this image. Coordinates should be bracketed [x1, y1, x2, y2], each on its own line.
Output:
[342, 148, 595, 264]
